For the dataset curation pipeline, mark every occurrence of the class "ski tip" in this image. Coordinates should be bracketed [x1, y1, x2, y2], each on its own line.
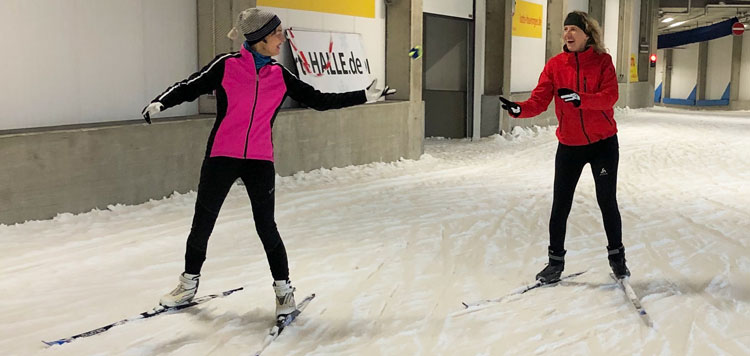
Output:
[42, 340, 63, 346]
[461, 302, 469, 308]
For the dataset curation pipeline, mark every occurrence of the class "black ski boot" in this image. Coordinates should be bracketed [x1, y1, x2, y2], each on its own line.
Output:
[536, 249, 566, 283]
[608, 245, 631, 279]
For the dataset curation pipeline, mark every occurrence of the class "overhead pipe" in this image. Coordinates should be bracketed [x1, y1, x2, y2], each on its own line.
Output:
[661, 0, 692, 15]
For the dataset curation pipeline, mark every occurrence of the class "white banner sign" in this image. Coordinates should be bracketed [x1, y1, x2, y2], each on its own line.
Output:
[286, 29, 372, 93]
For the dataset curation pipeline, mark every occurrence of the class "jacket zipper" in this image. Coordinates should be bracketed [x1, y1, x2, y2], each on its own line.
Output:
[575, 53, 591, 144]
[601, 111, 613, 126]
[244, 71, 260, 158]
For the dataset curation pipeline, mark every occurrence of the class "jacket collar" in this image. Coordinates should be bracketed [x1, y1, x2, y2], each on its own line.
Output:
[563, 45, 596, 62]
[240, 46, 277, 71]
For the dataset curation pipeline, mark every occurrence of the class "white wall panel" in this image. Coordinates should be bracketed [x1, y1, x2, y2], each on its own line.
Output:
[423, 0, 474, 19]
[670, 43, 699, 99]
[740, 32, 750, 101]
[510, 0, 547, 92]
[655, 49, 665, 87]
[0, 0, 197, 131]
[705, 36, 732, 99]
[603, 0, 619, 70]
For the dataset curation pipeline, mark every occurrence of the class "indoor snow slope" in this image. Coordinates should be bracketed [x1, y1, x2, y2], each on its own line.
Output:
[2, 107, 749, 356]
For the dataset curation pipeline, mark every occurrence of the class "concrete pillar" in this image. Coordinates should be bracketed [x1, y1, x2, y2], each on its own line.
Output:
[386, 0, 424, 154]
[663, 48, 672, 99]
[496, 0, 514, 134]
[588, 0, 606, 26]
[483, 0, 507, 95]
[730, 35, 743, 103]
[645, 0, 658, 99]
[479, 0, 512, 136]
[197, 0, 254, 114]
[386, 0, 423, 103]
[472, 0, 486, 140]
[546, 0, 564, 62]
[616, 0, 633, 83]
[697, 41, 708, 101]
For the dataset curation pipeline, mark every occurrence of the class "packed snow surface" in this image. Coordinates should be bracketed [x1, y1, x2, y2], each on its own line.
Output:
[2, 107, 749, 355]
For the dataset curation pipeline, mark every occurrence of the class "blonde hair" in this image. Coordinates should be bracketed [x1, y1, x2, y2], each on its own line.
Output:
[563, 11, 607, 54]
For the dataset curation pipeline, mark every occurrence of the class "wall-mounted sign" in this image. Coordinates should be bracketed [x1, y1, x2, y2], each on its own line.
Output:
[286, 29, 372, 93]
[512, 0, 544, 39]
[258, 0, 375, 18]
[629, 54, 639, 83]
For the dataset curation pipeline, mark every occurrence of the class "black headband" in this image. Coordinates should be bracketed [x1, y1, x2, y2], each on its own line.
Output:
[244, 15, 282, 45]
[564, 12, 588, 34]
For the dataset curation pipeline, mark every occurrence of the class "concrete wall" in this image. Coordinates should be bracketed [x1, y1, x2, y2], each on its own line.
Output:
[0, 118, 209, 225]
[0, 101, 421, 225]
[616, 82, 654, 108]
[1, 0, 425, 225]
[273, 102, 423, 175]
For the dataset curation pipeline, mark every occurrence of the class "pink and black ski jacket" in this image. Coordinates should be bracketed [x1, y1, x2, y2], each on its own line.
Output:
[152, 47, 366, 161]
[515, 46, 619, 146]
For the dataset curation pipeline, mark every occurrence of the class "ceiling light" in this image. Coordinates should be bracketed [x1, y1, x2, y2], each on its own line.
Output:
[661, 17, 674, 23]
[669, 20, 687, 28]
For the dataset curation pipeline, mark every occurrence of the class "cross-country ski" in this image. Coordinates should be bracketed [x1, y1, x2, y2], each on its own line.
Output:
[461, 271, 587, 309]
[254, 293, 316, 356]
[42, 286, 244, 346]
[611, 273, 653, 327]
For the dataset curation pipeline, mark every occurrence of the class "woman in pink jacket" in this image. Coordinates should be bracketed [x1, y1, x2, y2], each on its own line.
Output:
[141, 8, 394, 320]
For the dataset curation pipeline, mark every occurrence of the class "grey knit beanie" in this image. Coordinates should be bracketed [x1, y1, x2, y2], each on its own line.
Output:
[229, 8, 281, 45]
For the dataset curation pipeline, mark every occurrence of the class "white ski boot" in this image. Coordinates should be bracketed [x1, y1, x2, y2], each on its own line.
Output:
[273, 279, 296, 318]
[159, 272, 200, 307]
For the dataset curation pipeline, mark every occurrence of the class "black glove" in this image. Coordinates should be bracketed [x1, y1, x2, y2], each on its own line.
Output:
[141, 102, 164, 124]
[557, 88, 581, 107]
[499, 96, 521, 118]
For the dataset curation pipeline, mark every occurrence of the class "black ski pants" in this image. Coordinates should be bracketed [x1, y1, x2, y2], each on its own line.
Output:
[548, 135, 622, 255]
[184, 157, 288, 281]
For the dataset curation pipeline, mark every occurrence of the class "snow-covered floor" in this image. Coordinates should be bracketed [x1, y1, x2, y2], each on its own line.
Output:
[2, 107, 750, 356]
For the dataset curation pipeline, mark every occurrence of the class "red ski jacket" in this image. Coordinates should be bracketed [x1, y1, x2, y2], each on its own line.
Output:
[516, 46, 619, 146]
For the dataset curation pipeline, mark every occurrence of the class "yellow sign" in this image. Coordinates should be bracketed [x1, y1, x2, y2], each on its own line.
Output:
[512, 0, 544, 38]
[629, 54, 639, 82]
[257, 0, 375, 18]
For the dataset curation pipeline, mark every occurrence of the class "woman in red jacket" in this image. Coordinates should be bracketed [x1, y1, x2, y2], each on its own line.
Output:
[499, 11, 629, 283]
